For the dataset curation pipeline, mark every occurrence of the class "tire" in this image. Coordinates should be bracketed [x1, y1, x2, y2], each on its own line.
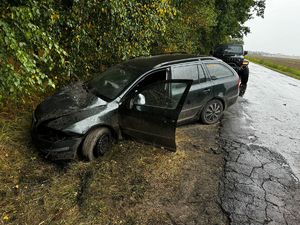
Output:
[239, 83, 247, 97]
[240, 67, 249, 85]
[82, 127, 112, 161]
[201, 99, 224, 124]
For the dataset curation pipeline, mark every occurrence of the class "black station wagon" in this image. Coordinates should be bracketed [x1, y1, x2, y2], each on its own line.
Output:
[31, 54, 239, 161]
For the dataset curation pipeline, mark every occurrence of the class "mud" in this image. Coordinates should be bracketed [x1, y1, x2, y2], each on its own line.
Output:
[76, 169, 93, 208]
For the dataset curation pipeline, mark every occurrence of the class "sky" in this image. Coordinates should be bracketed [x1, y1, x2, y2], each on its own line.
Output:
[244, 0, 300, 56]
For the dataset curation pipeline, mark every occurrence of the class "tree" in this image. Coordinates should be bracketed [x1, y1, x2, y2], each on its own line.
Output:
[211, 0, 266, 45]
[0, 0, 176, 104]
[159, 0, 266, 53]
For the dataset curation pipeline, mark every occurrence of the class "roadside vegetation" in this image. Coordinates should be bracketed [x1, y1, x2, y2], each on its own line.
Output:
[0, 0, 265, 105]
[247, 55, 300, 80]
[0, 102, 227, 224]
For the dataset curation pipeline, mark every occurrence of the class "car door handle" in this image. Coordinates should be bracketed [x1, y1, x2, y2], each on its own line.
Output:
[203, 88, 211, 93]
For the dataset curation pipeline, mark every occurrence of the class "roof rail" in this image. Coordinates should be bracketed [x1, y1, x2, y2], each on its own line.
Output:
[154, 57, 201, 68]
[199, 57, 219, 61]
[154, 56, 220, 68]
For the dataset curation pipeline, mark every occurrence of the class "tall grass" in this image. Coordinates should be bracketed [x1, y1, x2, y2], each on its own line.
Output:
[247, 56, 300, 80]
[0, 104, 226, 224]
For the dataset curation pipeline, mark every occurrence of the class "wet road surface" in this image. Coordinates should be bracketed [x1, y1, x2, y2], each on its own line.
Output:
[219, 63, 300, 225]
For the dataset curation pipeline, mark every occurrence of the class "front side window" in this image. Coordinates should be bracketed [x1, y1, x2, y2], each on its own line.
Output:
[206, 63, 233, 79]
[133, 82, 189, 110]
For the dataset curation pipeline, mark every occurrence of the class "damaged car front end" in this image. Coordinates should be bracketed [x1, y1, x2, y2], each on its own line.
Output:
[31, 82, 119, 160]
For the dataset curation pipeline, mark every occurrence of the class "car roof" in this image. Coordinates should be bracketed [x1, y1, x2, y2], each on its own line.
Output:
[120, 54, 218, 75]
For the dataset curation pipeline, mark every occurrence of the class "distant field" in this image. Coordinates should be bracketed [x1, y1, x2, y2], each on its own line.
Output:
[247, 55, 300, 80]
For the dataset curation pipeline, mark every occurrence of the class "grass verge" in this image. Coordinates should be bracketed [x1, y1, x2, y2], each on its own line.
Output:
[0, 102, 227, 224]
[247, 56, 300, 80]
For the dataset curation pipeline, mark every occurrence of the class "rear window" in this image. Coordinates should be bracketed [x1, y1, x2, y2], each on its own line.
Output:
[205, 63, 233, 79]
[215, 45, 243, 55]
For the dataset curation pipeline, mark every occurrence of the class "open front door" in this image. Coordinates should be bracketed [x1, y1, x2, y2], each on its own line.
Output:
[119, 80, 192, 150]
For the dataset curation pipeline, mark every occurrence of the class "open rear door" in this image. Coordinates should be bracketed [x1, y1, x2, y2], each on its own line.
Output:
[119, 80, 192, 150]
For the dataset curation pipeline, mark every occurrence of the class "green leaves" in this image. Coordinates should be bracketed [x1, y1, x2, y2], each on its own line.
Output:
[65, 0, 176, 73]
[0, 0, 66, 104]
[0, 0, 265, 105]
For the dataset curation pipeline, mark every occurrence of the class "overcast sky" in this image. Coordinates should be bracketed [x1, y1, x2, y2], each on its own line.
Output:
[244, 0, 300, 56]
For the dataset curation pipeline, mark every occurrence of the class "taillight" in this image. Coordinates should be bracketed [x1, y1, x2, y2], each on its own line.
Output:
[242, 60, 249, 66]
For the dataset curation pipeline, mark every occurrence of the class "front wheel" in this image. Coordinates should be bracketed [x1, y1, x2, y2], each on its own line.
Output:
[82, 128, 112, 161]
[201, 99, 224, 124]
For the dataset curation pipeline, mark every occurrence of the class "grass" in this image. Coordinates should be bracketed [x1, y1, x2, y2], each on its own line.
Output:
[0, 99, 227, 224]
[247, 55, 300, 80]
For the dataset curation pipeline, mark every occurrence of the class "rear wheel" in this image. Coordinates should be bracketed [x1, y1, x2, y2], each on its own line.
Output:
[240, 67, 249, 84]
[201, 99, 224, 124]
[82, 128, 112, 161]
[239, 83, 247, 97]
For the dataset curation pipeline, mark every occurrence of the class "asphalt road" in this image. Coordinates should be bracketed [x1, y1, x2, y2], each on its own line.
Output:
[219, 63, 300, 225]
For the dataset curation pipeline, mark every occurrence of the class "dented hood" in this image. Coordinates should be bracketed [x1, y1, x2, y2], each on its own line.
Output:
[35, 82, 107, 122]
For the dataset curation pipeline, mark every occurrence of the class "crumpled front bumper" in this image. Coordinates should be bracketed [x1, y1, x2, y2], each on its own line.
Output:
[31, 131, 82, 160]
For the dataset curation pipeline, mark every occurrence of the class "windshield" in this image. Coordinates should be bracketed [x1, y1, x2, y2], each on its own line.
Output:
[87, 64, 141, 101]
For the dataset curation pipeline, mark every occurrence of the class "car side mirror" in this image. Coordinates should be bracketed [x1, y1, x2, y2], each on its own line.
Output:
[130, 94, 146, 109]
[244, 51, 248, 56]
[134, 94, 146, 105]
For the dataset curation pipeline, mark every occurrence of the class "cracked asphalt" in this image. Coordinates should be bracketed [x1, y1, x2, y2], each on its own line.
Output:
[219, 63, 300, 225]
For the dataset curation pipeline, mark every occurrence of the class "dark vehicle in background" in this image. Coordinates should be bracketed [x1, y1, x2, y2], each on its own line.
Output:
[31, 54, 239, 161]
[211, 44, 249, 85]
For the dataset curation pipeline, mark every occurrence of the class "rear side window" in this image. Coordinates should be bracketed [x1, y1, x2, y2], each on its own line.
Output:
[171, 65, 199, 83]
[206, 63, 233, 78]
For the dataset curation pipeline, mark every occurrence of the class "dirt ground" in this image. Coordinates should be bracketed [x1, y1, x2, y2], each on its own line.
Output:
[0, 112, 228, 225]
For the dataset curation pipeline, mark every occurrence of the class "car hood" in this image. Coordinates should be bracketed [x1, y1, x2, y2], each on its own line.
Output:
[34, 82, 107, 123]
